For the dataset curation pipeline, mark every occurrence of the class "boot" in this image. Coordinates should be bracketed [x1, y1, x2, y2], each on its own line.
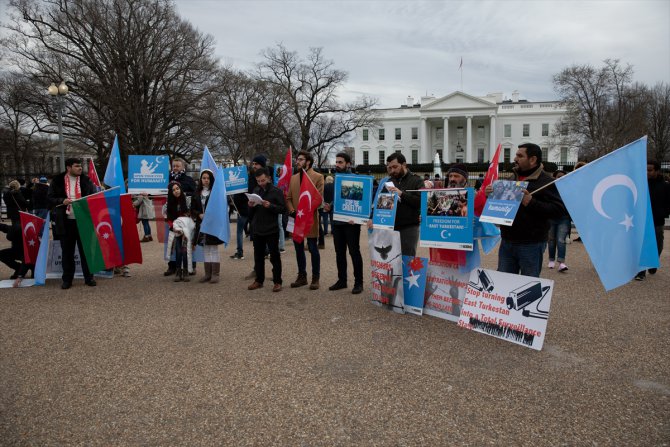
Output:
[199, 262, 212, 283]
[309, 274, 320, 290]
[290, 272, 308, 288]
[173, 268, 183, 282]
[209, 263, 220, 284]
[182, 268, 191, 282]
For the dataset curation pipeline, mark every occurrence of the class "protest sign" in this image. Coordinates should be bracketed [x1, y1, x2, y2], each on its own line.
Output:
[127, 155, 169, 194]
[423, 261, 470, 322]
[46, 242, 113, 279]
[458, 268, 553, 350]
[368, 229, 404, 314]
[333, 174, 373, 224]
[420, 188, 474, 250]
[372, 193, 398, 230]
[222, 166, 249, 195]
[479, 180, 528, 226]
[402, 256, 427, 316]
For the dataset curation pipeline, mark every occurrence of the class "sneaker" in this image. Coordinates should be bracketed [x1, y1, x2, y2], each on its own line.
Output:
[548, 261, 555, 269]
[558, 263, 568, 272]
[122, 266, 131, 277]
[648, 268, 657, 275]
[279, 249, 286, 253]
[230, 253, 244, 260]
[351, 284, 363, 294]
[635, 273, 645, 281]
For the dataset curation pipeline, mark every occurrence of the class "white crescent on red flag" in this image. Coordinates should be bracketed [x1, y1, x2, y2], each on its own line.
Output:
[19, 211, 45, 265]
[292, 169, 323, 244]
[277, 147, 292, 197]
[88, 158, 102, 189]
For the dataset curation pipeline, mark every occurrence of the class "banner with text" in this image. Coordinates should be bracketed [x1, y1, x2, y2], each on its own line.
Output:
[222, 166, 249, 195]
[420, 188, 474, 250]
[372, 193, 398, 230]
[458, 268, 553, 350]
[368, 229, 404, 314]
[423, 261, 470, 322]
[333, 174, 373, 224]
[479, 180, 528, 226]
[128, 155, 170, 194]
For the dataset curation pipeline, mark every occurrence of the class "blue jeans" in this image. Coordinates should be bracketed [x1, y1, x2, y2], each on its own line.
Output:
[236, 214, 248, 255]
[498, 240, 546, 278]
[174, 236, 188, 270]
[141, 219, 151, 236]
[278, 215, 285, 250]
[320, 210, 330, 235]
[547, 217, 570, 262]
[294, 237, 320, 276]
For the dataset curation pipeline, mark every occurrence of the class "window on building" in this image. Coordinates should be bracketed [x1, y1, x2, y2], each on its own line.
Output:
[477, 148, 485, 163]
[542, 123, 549, 137]
[560, 147, 568, 163]
[379, 129, 385, 141]
[456, 126, 464, 140]
[523, 124, 530, 137]
[395, 128, 401, 140]
[560, 123, 569, 136]
[411, 127, 418, 139]
[363, 151, 369, 165]
[541, 147, 549, 162]
[412, 150, 418, 164]
[436, 127, 443, 140]
[504, 147, 511, 163]
[504, 124, 511, 138]
[379, 150, 385, 164]
[363, 129, 368, 141]
[477, 126, 485, 140]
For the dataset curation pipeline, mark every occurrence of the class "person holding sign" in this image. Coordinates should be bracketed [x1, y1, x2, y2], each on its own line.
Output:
[369, 153, 423, 257]
[447, 163, 469, 188]
[326, 152, 364, 294]
[286, 151, 324, 290]
[485, 143, 565, 277]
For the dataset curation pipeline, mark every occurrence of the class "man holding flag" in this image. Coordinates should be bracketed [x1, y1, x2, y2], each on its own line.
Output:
[48, 158, 98, 289]
[485, 143, 565, 277]
[286, 151, 324, 290]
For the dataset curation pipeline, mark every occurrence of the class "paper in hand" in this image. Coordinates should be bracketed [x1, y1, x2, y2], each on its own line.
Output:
[245, 193, 263, 206]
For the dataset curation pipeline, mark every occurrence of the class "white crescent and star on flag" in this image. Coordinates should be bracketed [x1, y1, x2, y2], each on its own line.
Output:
[95, 221, 114, 240]
[591, 174, 638, 232]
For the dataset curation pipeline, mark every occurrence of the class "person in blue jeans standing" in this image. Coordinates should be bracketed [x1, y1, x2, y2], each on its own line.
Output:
[231, 192, 249, 260]
[485, 143, 566, 278]
[546, 170, 570, 272]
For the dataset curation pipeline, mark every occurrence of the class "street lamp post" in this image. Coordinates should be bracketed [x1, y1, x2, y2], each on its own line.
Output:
[48, 81, 69, 172]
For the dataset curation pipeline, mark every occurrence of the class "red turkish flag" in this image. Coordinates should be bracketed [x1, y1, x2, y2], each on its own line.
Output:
[292, 170, 322, 244]
[19, 211, 45, 264]
[88, 158, 102, 189]
[120, 194, 143, 265]
[276, 147, 292, 197]
[474, 143, 501, 216]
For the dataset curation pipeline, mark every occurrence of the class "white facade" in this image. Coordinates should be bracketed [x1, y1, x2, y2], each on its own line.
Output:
[353, 91, 578, 167]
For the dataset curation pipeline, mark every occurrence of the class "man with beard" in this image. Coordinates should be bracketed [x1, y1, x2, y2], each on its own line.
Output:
[485, 143, 565, 277]
[48, 158, 98, 289]
[325, 152, 364, 294]
[446, 163, 469, 188]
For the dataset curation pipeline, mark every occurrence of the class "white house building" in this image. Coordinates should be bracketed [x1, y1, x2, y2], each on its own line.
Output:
[352, 91, 578, 167]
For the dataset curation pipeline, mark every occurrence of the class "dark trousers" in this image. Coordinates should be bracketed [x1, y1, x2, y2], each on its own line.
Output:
[294, 237, 320, 276]
[61, 218, 93, 282]
[253, 232, 282, 284]
[174, 236, 188, 270]
[333, 224, 363, 286]
[0, 248, 20, 273]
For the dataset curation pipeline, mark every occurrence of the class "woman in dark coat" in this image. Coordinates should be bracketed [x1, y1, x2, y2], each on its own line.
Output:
[191, 170, 223, 283]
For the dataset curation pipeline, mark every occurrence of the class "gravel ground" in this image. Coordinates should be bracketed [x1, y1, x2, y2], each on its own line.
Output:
[0, 224, 668, 446]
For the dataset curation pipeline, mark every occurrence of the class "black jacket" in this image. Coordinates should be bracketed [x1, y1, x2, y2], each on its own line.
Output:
[387, 170, 423, 230]
[501, 164, 567, 243]
[249, 184, 286, 236]
[3, 190, 28, 224]
[648, 176, 670, 227]
[47, 173, 98, 237]
[191, 192, 224, 245]
[232, 192, 249, 217]
[169, 171, 196, 196]
[32, 183, 50, 210]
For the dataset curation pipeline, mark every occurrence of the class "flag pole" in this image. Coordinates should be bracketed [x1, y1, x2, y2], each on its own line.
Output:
[55, 186, 121, 207]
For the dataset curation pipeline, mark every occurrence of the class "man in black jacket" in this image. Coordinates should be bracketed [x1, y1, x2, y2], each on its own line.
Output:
[247, 168, 286, 292]
[48, 157, 98, 289]
[636, 160, 670, 280]
[486, 143, 566, 277]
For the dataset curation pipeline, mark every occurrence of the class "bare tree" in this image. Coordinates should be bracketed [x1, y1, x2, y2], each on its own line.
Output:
[258, 44, 378, 160]
[647, 82, 670, 162]
[553, 59, 647, 159]
[3, 0, 219, 165]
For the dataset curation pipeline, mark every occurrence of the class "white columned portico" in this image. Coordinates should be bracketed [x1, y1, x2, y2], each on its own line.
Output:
[442, 117, 449, 163]
[489, 114, 496, 161]
[420, 118, 429, 163]
[465, 115, 473, 163]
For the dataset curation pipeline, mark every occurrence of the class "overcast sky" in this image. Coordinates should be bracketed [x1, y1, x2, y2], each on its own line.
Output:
[174, 0, 670, 108]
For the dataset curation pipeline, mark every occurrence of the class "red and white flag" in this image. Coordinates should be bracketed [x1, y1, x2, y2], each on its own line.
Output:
[88, 158, 102, 189]
[474, 143, 501, 217]
[19, 211, 45, 265]
[292, 170, 322, 244]
[276, 147, 292, 197]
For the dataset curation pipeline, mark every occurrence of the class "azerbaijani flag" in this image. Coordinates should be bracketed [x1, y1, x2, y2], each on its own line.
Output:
[72, 188, 123, 272]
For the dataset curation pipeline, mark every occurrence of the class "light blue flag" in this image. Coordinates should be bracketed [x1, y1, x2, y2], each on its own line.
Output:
[200, 146, 218, 174]
[104, 135, 126, 193]
[104, 188, 124, 261]
[34, 212, 51, 286]
[200, 167, 230, 245]
[555, 136, 658, 291]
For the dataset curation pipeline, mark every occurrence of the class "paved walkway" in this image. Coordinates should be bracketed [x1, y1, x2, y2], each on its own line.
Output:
[1, 228, 668, 446]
